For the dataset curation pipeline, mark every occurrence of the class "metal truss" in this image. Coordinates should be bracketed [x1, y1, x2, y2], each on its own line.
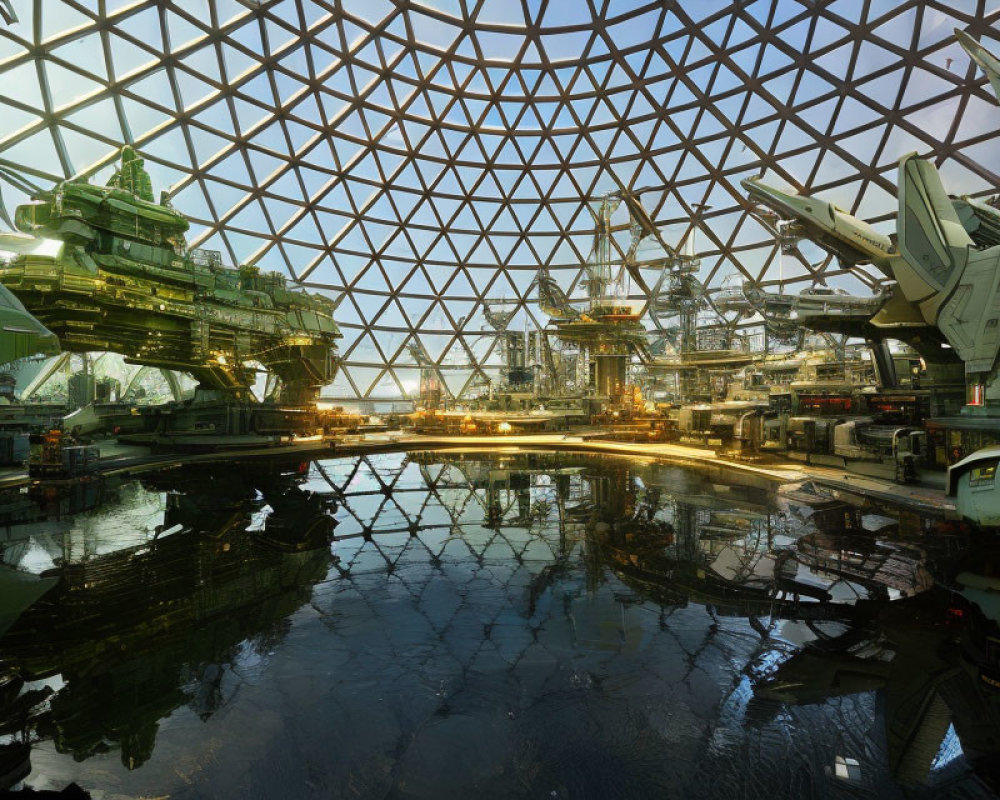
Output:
[0, 1, 998, 399]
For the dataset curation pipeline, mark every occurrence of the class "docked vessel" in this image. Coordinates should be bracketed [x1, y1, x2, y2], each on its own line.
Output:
[2, 147, 344, 441]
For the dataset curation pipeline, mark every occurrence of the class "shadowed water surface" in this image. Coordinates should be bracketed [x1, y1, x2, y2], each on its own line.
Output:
[0, 451, 997, 799]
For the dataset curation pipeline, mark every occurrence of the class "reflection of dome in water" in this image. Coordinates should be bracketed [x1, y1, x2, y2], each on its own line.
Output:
[0, 3, 996, 397]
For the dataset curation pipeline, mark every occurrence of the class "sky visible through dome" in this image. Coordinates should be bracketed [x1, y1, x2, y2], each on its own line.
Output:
[0, 0, 997, 399]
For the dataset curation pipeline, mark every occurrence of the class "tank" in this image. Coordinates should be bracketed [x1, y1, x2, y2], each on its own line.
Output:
[3, 146, 340, 405]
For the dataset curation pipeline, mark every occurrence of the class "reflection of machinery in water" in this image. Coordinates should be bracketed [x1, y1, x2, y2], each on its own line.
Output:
[573, 461, 996, 785]
[588, 469, 865, 621]
[419, 454, 706, 585]
[584, 457, 948, 632]
[537, 456, 836, 614]
[753, 587, 1000, 791]
[0, 461, 336, 778]
[0, 475, 122, 636]
[0, 147, 342, 440]
[315, 451, 598, 619]
[793, 530, 933, 599]
[402, 454, 725, 608]
[407, 450, 590, 536]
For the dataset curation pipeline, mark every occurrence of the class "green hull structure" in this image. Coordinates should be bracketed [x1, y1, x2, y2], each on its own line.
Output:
[5, 147, 341, 406]
[0, 282, 59, 367]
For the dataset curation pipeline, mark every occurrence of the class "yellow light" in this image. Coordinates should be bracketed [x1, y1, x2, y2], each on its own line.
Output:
[497, 421, 512, 434]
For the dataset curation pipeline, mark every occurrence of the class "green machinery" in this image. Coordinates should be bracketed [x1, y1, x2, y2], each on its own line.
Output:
[0, 245, 63, 455]
[0, 281, 59, 368]
[0, 147, 341, 438]
[0, 147, 341, 436]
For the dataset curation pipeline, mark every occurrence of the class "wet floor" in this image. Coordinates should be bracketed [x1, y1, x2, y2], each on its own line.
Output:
[1, 450, 998, 798]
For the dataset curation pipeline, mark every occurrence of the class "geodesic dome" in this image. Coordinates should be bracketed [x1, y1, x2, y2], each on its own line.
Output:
[0, 0, 998, 398]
